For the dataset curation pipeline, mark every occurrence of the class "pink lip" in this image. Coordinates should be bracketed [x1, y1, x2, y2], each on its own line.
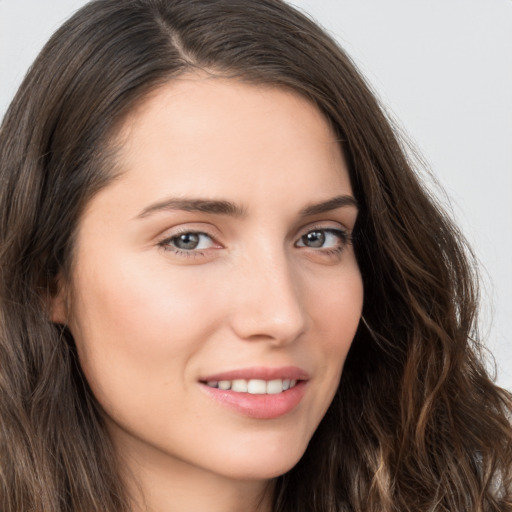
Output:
[200, 365, 310, 382]
[199, 366, 309, 420]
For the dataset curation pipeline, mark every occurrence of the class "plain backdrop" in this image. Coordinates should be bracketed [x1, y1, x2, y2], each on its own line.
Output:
[1, 0, 511, 390]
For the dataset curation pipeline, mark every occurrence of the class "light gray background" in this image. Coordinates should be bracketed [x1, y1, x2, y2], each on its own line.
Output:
[1, 1, 511, 390]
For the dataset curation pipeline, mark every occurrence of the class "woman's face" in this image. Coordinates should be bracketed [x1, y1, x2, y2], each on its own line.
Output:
[53, 76, 363, 483]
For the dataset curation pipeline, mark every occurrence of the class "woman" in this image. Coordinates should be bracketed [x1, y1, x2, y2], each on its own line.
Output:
[0, 0, 511, 511]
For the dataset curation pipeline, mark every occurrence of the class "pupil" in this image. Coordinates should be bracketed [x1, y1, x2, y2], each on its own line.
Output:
[175, 233, 199, 250]
[305, 231, 325, 248]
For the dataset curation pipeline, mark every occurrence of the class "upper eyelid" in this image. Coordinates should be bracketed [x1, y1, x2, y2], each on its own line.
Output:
[296, 221, 350, 237]
[155, 224, 221, 243]
[295, 227, 349, 243]
[158, 230, 218, 247]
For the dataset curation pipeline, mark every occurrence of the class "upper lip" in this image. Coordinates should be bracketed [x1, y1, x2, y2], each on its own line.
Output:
[200, 366, 310, 382]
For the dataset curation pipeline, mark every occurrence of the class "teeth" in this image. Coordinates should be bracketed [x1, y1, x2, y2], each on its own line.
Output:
[231, 379, 248, 392]
[205, 378, 299, 394]
[247, 379, 266, 394]
[266, 379, 283, 394]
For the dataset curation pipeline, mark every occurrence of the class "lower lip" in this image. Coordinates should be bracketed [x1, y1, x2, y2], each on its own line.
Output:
[200, 381, 307, 419]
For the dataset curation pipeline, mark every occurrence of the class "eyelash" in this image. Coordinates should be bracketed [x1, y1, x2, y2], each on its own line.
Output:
[296, 226, 351, 258]
[157, 225, 352, 259]
[157, 229, 215, 259]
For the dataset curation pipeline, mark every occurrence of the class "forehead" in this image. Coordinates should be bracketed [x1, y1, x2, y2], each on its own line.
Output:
[119, 74, 340, 151]
[92, 75, 352, 219]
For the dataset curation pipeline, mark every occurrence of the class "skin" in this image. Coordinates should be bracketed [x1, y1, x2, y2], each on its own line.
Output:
[52, 75, 364, 512]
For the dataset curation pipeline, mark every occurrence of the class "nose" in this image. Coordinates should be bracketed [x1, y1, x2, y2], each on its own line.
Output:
[228, 250, 308, 345]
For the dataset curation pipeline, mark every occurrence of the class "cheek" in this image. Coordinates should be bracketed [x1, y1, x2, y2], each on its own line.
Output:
[67, 255, 219, 403]
[309, 262, 363, 344]
[73, 252, 216, 337]
[302, 264, 363, 412]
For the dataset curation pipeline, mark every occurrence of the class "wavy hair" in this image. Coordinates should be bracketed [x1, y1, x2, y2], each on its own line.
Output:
[1, 0, 511, 510]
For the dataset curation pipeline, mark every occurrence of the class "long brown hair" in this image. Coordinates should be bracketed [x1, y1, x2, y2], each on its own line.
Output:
[1, 1, 511, 510]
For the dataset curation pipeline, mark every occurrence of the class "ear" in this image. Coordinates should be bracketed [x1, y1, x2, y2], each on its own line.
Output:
[49, 273, 70, 325]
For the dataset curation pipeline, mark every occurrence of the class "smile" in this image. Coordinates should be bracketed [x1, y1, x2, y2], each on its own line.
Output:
[205, 378, 298, 394]
[199, 367, 309, 418]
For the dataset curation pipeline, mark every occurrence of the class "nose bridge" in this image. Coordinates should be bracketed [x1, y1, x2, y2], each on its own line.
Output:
[229, 244, 307, 344]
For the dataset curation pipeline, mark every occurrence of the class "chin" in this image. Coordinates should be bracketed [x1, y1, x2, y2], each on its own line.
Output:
[214, 435, 309, 481]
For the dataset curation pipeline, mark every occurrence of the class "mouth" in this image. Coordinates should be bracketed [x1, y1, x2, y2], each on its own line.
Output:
[202, 378, 298, 394]
[198, 366, 309, 419]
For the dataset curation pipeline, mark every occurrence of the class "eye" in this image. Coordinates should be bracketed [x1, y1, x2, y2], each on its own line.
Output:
[295, 228, 348, 250]
[163, 232, 215, 251]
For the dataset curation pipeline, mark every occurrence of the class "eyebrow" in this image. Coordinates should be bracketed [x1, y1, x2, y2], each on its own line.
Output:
[298, 195, 358, 216]
[136, 198, 246, 219]
[135, 194, 358, 219]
